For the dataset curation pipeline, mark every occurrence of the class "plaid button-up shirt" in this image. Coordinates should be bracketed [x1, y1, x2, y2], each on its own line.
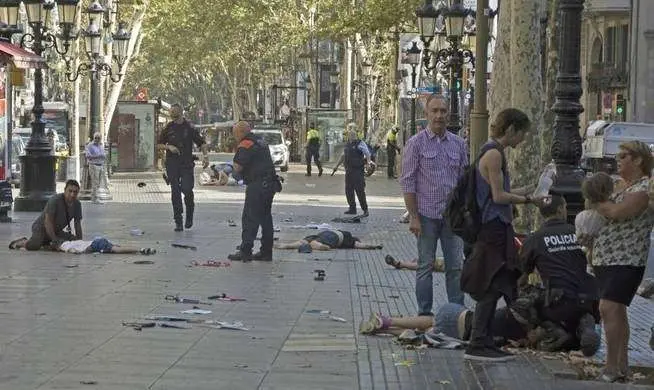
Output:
[399, 129, 468, 219]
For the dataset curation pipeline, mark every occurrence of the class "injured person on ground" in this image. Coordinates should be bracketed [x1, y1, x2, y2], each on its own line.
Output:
[275, 229, 383, 251]
[9, 237, 156, 255]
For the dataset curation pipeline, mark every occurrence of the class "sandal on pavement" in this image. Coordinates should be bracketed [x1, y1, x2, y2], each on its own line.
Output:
[359, 312, 391, 335]
[9, 237, 27, 250]
[385, 255, 402, 269]
[139, 248, 156, 255]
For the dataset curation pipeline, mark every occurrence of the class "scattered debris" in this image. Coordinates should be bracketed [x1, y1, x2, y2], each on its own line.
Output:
[389, 295, 400, 299]
[165, 295, 212, 305]
[307, 198, 320, 202]
[234, 363, 249, 368]
[190, 260, 231, 268]
[283, 218, 293, 222]
[137, 182, 147, 188]
[435, 380, 451, 385]
[130, 229, 144, 236]
[80, 380, 98, 385]
[122, 321, 156, 331]
[227, 219, 237, 227]
[305, 309, 347, 323]
[180, 309, 212, 315]
[290, 223, 332, 230]
[394, 360, 415, 367]
[64, 264, 79, 268]
[314, 269, 326, 281]
[160, 322, 191, 329]
[305, 183, 316, 188]
[207, 293, 246, 302]
[201, 320, 249, 331]
[171, 243, 197, 251]
[133, 260, 155, 265]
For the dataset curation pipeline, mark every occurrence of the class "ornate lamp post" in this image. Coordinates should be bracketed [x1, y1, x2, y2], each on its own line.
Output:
[64, 0, 130, 202]
[416, 0, 475, 135]
[405, 41, 421, 137]
[0, 0, 80, 211]
[550, 0, 586, 222]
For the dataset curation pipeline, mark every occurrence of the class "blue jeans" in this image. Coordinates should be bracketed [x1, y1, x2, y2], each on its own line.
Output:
[416, 215, 464, 315]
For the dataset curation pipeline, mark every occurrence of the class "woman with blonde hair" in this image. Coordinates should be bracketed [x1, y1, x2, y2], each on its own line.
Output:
[592, 140, 654, 382]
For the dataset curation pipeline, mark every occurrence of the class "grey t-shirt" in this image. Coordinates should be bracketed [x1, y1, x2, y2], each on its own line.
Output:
[32, 194, 82, 234]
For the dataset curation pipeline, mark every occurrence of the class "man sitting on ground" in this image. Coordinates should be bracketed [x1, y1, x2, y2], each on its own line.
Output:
[10, 236, 156, 255]
[9, 180, 83, 251]
[275, 229, 382, 251]
[514, 194, 600, 356]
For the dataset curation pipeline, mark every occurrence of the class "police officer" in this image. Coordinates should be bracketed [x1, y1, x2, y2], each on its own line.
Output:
[332, 130, 372, 217]
[228, 121, 280, 262]
[517, 195, 600, 356]
[305, 122, 323, 176]
[386, 126, 400, 179]
[157, 103, 208, 231]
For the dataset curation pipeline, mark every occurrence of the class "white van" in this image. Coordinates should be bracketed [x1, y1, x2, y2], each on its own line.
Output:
[581, 121, 654, 173]
[252, 127, 290, 172]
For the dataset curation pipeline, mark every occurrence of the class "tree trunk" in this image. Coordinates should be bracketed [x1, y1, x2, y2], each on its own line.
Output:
[540, 0, 559, 165]
[488, 0, 545, 232]
[103, 1, 149, 137]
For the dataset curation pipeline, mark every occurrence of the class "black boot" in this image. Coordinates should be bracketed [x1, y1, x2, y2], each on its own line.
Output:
[185, 208, 194, 229]
[174, 217, 183, 232]
[317, 162, 323, 177]
[576, 313, 600, 357]
[228, 251, 252, 262]
[344, 209, 357, 215]
[252, 251, 273, 262]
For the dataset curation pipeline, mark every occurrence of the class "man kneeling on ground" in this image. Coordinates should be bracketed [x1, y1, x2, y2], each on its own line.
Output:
[9, 180, 83, 251]
[275, 229, 382, 251]
[10, 236, 156, 255]
[514, 194, 600, 356]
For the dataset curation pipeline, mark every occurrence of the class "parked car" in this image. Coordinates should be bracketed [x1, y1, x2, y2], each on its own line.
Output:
[252, 126, 290, 172]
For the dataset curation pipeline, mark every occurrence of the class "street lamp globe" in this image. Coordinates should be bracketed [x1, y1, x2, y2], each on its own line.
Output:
[57, 0, 79, 27]
[445, 0, 466, 39]
[86, 0, 104, 28]
[23, 0, 51, 25]
[83, 19, 101, 57]
[415, 0, 439, 41]
[0, 0, 22, 28]
[112, 21, 130, 68]
[362, 60, 372, 78]
[406, 41, 421, 66]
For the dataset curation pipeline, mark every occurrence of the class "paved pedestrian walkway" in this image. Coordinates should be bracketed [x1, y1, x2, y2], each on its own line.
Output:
[0, 170, 652, 389]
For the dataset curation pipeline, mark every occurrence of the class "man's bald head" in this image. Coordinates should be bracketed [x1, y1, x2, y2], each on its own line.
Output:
[233, 121, 251, 142]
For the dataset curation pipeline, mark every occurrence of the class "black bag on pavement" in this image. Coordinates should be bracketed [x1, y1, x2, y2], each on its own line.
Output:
[444, 145, 500, 244]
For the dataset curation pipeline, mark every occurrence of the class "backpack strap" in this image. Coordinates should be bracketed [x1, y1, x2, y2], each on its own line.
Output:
[472, 142, 506, 217]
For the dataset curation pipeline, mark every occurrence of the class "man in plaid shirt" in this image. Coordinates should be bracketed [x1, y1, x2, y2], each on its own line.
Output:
[399, 94, 468, 314]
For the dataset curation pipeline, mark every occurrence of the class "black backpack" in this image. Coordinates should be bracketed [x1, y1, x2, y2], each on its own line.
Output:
[444, 144, 503, 244]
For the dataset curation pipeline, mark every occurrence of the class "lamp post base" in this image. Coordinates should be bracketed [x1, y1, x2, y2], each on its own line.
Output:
[550, 163, 586, 225]
[13, 153, 56, 212]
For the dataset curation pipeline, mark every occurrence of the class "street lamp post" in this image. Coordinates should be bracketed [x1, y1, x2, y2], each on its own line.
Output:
[65, 0, 130, 202]
[1, 0, 79, 211]
[416, 0, 474, 135]
[550, 0, 586, 222]
[406, 41, 421, 137]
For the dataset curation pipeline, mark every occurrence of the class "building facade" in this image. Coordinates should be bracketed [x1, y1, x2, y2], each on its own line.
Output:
[580, 0, 654, 130]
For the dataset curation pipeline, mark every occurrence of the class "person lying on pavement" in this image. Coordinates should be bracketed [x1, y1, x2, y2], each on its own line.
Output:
[9, 236, 156, 255]
[275, 229, 382, 251]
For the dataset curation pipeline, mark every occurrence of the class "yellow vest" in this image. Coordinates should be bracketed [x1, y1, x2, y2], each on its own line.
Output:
[307, 128, 320, 140]
[386, 131, 397, 143]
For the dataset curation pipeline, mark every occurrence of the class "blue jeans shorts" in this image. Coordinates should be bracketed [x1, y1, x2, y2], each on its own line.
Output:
[90, 238, 113, 253]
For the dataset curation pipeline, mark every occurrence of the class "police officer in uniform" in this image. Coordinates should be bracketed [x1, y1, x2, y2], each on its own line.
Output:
[228, 121, 280, 262]
[332, 130, 372, 217]
[157, 104, 208, 231]
[386, 126, 400, 179]
[305, 123, 323, 176]
[517, 195, 600, 356]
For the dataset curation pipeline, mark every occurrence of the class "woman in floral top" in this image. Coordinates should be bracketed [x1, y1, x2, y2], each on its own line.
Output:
[592, 140, 654, 382]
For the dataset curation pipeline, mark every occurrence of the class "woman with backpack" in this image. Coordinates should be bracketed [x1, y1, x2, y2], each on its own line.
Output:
[460, 108, 548, 362]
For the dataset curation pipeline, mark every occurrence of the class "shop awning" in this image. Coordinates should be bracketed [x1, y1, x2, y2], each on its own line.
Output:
[0, 41, 47, 69]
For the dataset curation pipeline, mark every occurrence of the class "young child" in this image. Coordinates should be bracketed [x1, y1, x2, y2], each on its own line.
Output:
[576, 172, 614, 249]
